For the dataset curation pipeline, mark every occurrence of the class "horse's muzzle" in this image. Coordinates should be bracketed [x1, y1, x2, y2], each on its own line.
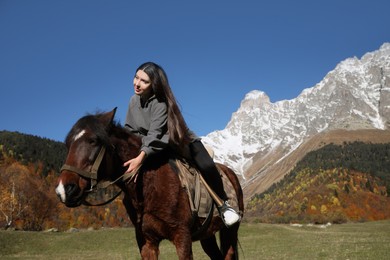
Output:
[55, 181, 85, 208]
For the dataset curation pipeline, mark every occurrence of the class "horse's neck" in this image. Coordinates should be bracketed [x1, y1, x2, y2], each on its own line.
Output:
[112, 127, 142, 162]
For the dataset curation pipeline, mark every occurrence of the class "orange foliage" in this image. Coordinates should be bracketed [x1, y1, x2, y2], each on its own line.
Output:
[247, 168, 390, 224]
[0, 156, 131, 231]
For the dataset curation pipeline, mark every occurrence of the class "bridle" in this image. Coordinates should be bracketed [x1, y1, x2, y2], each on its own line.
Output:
[60, 143, 138, 206]
[60, 145, 124, 206]
[60, 107, 116, 192]
[59, 108, 139, 206]
[60, 146, 107, 191]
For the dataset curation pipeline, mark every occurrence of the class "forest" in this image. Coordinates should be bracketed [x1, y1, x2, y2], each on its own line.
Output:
[0, 131, 130, 231]
[247, 142, 390, 223]
[0, 130, 66, 176]
[1, 131, 390, 230]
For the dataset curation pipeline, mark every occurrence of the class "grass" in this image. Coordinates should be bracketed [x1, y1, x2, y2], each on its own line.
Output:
[1, 221, 390, 259]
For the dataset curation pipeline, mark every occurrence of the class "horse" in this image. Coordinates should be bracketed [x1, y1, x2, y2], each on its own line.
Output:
[55, 108, 244, 259]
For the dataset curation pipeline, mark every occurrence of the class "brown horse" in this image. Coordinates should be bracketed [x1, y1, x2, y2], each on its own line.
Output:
[55, 108, 244, 259]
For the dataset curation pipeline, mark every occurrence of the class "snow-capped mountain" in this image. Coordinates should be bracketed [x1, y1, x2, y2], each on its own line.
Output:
[202, 43, 390, 178]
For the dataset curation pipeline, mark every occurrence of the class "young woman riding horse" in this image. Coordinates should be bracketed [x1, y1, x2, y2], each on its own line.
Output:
[55, 62, 243, 259]
[123, 62, 240, 226]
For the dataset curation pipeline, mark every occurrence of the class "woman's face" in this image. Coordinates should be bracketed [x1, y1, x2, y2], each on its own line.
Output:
[133, 69, 153, 98]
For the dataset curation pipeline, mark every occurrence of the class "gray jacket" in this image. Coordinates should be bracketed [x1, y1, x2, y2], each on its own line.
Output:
[124, 95, 169, 156]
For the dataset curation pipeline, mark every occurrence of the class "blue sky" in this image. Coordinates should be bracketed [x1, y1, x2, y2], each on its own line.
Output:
[0, 0, 389, 142]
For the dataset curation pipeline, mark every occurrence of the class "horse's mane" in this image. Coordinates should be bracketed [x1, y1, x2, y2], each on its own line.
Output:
[65, 111, 140, 149]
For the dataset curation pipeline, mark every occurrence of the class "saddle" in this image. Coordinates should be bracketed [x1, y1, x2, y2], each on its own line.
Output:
[169, 158, 239, 218]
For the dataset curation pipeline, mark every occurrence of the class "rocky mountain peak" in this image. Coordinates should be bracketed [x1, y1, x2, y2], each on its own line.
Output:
[202, 43, 390, 178]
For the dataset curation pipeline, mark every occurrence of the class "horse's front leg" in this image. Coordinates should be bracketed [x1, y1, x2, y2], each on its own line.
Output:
[140, 240, 160, 260]
[135, 226, 146, 253]
[172, 230, 193, 260]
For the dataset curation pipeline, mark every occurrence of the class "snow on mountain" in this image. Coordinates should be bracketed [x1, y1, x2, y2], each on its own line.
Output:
[202, 43, 390, 178]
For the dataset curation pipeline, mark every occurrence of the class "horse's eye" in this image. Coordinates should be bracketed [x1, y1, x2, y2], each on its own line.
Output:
[88, 138, 98, 145]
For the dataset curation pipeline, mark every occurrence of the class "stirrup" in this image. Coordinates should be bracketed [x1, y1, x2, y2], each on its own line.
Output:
[218, 201, 240, 227]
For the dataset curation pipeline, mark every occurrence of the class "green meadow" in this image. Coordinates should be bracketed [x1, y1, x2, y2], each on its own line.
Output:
[1, 221, 389, 259]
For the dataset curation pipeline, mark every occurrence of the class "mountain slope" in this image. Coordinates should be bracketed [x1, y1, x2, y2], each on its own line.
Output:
[243, 129, 390, 201]
[202, 43, 390, 199]
[245, 141, 390, 223]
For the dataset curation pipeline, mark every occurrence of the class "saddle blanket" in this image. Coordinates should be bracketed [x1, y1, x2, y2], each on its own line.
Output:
[171, 159, 239, 218]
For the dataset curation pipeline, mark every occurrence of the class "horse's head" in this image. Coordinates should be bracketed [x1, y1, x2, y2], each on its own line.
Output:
[55, 108, 117, 207]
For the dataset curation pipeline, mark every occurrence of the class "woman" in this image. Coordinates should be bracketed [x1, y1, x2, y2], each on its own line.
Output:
[123, 62, 240, 227]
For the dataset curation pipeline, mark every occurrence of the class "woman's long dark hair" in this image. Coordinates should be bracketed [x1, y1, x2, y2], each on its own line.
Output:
[136, 62, 191, 150]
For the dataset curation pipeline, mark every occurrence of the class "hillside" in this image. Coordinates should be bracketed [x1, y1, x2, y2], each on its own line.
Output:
[246, 141, 390, 223]
[243, 129, 390, 201]
[0, 130, 67, 175]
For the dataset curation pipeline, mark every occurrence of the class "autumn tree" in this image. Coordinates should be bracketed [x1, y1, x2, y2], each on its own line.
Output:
[0, 163, 31, 229]
[0, 182, 19, 228]
[0, 162, 58, 230]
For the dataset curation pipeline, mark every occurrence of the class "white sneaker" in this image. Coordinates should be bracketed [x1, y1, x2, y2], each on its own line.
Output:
[219, 201, 240, 226]
[222, 208, 240, 226]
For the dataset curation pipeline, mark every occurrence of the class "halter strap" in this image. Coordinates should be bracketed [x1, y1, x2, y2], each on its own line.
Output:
[60, 164, 97, 180]
[60, 146, 106, 188]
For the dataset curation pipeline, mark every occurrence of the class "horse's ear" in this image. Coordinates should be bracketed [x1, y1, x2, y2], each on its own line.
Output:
[101, 107, 117, 127]
[109, 107, 117, 124]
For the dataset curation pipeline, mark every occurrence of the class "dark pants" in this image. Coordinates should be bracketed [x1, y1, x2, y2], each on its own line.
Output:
[189, 140, 228, 201]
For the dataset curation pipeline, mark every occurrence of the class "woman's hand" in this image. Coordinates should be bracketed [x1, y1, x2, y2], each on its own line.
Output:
[123, 151, 146, 173]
